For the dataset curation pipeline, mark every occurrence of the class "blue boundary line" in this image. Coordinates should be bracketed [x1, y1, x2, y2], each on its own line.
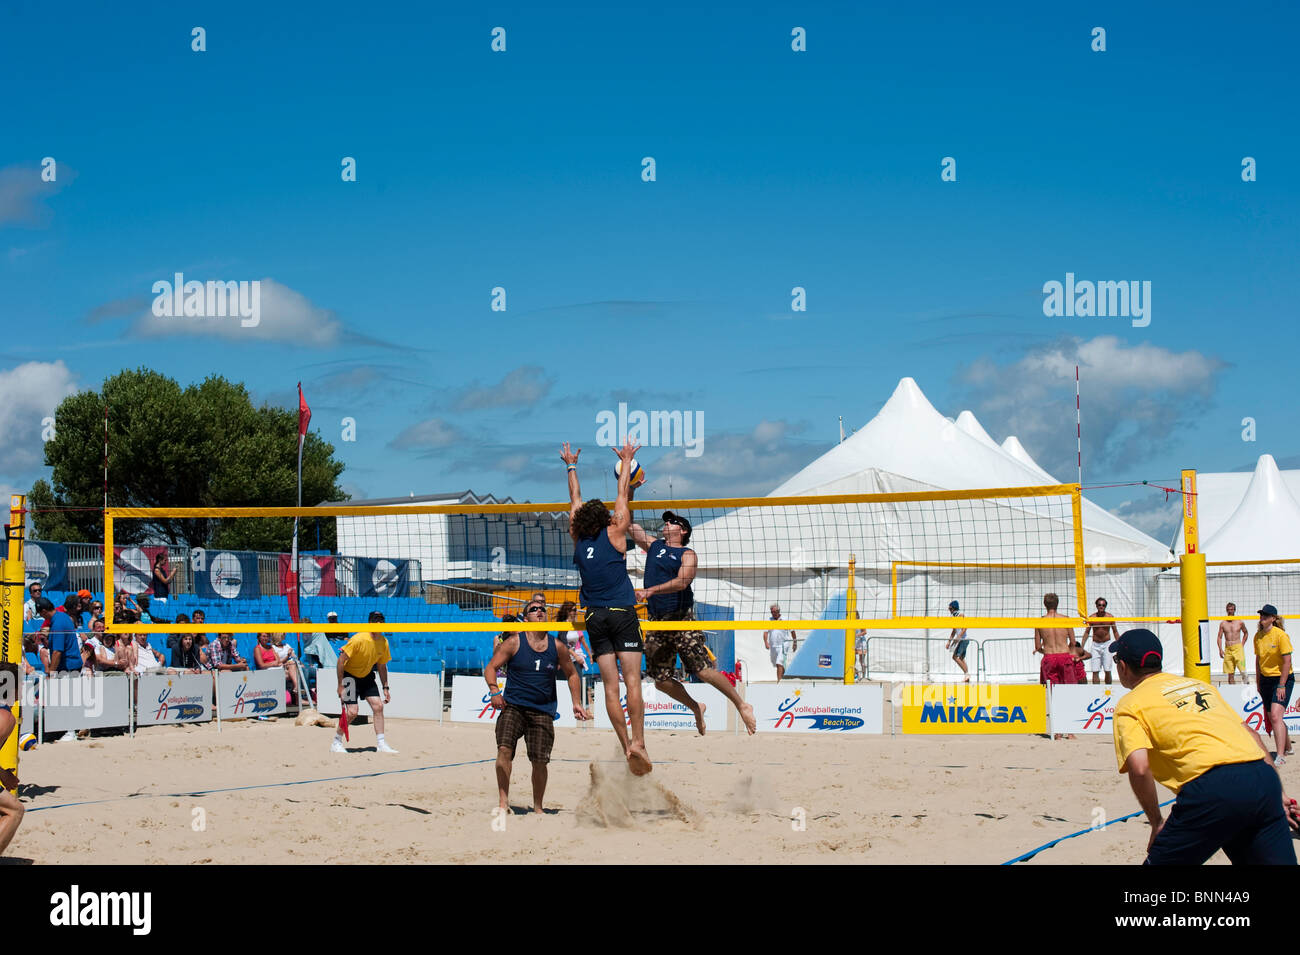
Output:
[1002, 797, 1176, 864]
[23, 758, 496, 813]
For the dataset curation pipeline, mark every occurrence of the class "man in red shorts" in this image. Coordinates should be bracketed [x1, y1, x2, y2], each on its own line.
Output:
[1035, 593, 1078, 739]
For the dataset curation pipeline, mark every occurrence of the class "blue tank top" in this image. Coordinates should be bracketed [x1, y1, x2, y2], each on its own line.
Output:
[644, 541, 694, 617]
[503, 633, 559, 718]
[575, 531, 636, 608]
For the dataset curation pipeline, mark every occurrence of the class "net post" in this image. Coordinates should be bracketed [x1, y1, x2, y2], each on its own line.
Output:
[104, 509, 115, 631]
[844, 554, 857, 684]
[1179, 469, 1210, 681]
[1, 494, 27, 792]
[1070, 485, 1087, 617]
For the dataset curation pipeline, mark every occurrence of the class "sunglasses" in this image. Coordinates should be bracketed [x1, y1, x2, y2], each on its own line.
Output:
[663, 517, 683, 527]
[524, 605, 547, 614]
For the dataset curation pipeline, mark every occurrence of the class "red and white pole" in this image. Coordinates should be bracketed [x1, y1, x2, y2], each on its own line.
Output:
[1075, 365, 1082, 486]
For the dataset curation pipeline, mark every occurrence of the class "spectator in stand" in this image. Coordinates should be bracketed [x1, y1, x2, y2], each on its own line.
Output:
[23, 582, 41, 621]
[36, 597, 82, 675]
[85, 620, 129, 673]
[22, 633, 50, 676]
[60, 592, 83, 626]
[137, 595, 156, 623]
[88, 598, 104, 623]
[253, 632, 299, 705]
[151, 553, 175, 602]
[167, 614, 190, 653]
[171, 632, 206, 672]
[270, 633, 301, 698]
[131, 632, 165, 674]
[208, 632, 248, 672]
[555, 601, 590, 672]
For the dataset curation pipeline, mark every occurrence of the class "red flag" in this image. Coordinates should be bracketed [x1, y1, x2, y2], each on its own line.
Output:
[297, 382, 312, 440]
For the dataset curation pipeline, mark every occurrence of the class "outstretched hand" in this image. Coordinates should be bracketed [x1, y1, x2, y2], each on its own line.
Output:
[612, 439, 641, 464]
[560, 443, 581, 466]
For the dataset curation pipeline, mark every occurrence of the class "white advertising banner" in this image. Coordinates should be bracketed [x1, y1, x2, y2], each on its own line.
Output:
[1050, 683, 1129, 735]
[1222, 682, 1300, 735]
[216, 669, 287, 720]
[136, 672, 214, 726]
[450, 677, 579, 728]
[592, 681, 729, 732]
[40, 673, 132, 732]
[747, 683, 884, 734]
[315, 672, 443, 721]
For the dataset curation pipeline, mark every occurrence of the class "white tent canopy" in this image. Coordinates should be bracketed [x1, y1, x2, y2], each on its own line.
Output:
[1001, 435, 1060, 484]
[1171, 457, 1300, 555]
[1202, 455, 1300, 564]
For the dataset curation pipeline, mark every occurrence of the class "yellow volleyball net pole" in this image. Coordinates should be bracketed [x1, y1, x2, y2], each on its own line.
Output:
[844, 554, 857, 684]
[0, 495, 26, 793]
[1179, 469, 1210, 681]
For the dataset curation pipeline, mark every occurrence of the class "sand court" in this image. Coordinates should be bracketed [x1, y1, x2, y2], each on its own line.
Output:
[10, 716, 1271, 865]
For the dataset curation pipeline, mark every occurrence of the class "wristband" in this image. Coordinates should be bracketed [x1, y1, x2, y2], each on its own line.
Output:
[566, 465, 577, 472]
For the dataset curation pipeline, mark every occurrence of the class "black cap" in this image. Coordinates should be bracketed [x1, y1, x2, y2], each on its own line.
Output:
[1112, 629, 1163, 669]
[368, 610, 385, 623]
[662, 511, 691, 544]
[1259, 604, 1279, 616]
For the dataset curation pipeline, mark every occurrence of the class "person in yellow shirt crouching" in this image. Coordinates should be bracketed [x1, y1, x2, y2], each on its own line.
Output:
[331, 611, 397, 755]
[1254, 604, 1293, 764]
[1111, 629, 1297, 865]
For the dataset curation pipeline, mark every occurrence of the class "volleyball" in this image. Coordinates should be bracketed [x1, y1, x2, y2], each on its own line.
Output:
[19, 733, 36, 751]
[614, 458, 646, 489]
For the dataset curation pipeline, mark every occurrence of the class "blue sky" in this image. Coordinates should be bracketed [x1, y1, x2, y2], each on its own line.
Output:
[2, 1, 1297, 541]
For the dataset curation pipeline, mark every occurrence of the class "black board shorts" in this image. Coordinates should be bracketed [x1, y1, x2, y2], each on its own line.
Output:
[584, 607, 644, 657]
[341, 667, 380, 703]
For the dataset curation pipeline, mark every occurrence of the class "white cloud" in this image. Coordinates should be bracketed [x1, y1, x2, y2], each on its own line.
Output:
[389, 418, 464, 453]
[650, 420, 822, 497]
[129, 278, 344, 346]
[0, 164, 69, 227]
[452, 366, 552, 411]
[0, 361, 79, 475]
[959, 336, 1225, 477]
[1114, 493, 1182, 545]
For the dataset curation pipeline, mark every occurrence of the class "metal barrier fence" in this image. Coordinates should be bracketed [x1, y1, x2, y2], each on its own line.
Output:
[862, 634, 1040, 682]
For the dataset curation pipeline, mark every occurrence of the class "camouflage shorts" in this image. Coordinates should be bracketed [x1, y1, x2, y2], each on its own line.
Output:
[644, 610, 714, 682]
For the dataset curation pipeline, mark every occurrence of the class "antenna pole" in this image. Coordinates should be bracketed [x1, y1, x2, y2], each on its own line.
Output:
[1075, 366, 1082, 486]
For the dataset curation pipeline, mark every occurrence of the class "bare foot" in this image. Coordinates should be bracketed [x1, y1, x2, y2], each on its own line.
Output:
[627, 741, 652, 776]
[739, 701, 757, 735]
[692, 701, 707, 736]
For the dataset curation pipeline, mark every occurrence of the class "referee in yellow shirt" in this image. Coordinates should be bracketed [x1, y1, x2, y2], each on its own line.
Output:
[1254, 604, 1293, 765]
[1111, 629, 1297, 865]
[331, 611, 398, 755]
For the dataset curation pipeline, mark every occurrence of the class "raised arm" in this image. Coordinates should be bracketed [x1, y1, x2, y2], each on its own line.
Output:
[628, 522, 654, 551]
[608, 439, 640, 540]
[637, 549, 697, 602]
[561, 443, 583, 531]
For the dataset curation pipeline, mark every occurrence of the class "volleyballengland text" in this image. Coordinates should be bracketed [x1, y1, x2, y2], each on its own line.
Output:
[1041, 273, 1150, 328]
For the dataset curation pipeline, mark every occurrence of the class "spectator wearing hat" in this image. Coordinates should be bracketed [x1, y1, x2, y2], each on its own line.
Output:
[945, 601, 970, 682]
[332, 611, 396, 754]
[23, 582, 41, 622]
[1254, 604, 1293, 764]
[1111, 628, 1298, 865]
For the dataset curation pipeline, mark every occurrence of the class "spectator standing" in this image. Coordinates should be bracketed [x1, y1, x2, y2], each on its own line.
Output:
[152, 553, 175, 601]
[1085, 597, 1120, 685]
[1254, 605, 1293, 765]
[1217, 603, 1250, 686]
[764, 604, 797, 682]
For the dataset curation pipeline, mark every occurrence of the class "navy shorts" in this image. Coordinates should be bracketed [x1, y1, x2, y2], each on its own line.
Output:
[1259, 674, 1295, 710]
[1145, 760, 1297, 865]
[951, 639, 970, 660]
[584, 607, 644, 658]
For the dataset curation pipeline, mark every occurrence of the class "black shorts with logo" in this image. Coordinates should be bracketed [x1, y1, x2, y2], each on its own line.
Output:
[341, 667, 380, 703]
[584, 607, 644, 657]
[1259, 674, 1295, 710]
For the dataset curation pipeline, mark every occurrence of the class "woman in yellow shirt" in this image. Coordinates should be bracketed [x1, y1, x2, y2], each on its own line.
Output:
[1111, 629, 1297, 865]
[1254, 604, 1293, 764]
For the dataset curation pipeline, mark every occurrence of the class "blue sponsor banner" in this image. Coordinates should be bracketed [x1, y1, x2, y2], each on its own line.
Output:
[195, 551, 261, 600]
[26, 541, 68, 591]
[356, 557, 410, 597]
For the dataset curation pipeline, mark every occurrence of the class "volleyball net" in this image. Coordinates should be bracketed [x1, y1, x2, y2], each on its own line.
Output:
[103, 484, 1088, 636]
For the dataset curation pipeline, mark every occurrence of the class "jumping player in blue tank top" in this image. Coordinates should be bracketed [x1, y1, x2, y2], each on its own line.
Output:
[630, 512, 757, 736]
[483, 599, 590, 813]
[561, 438, 652, 777]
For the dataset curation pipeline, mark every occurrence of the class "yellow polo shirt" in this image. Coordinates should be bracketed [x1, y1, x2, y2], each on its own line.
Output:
[1113, 672, 1262, 794]
[1254, 626, 1293, 677]
[340, 632, 391, 678]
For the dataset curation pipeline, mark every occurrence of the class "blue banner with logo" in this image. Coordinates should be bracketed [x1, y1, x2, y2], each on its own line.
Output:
[355, 557, 410, 597]
[25, 541, 69, 591]
[195, 550, 261, 600]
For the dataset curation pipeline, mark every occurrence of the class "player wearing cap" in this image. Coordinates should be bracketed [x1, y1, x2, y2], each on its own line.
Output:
[1254, 604, 1293, 764]
[561, 439, 651, 776]
[1111, 629, 1298, 864]
[629, 511, 757, 736]
[331, 611, 397, 754]
[945, 601, 970, 683]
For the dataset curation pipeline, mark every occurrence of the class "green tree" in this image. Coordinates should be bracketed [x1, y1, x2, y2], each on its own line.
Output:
[31, 368, 348, 551]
